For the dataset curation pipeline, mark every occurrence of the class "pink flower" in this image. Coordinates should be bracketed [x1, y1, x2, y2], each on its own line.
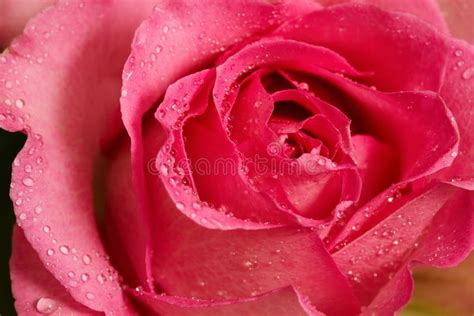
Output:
[0, 0, 472, 315]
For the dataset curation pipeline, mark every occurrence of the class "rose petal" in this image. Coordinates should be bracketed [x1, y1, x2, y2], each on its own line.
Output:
[150, 204, 361, 315]
[126, 287, 316, 316]
[0, 0, 55, 47]
[106, 124, 360, 314]
[10, 227, 101, 315]
[0, 0, 157, 312]
[311, 70, 459, 184]
[156, 69, 290, 228]
[275, 4, 450, 92]
[332, 184, 473, 313]
[434, 39, 474, 189]
[351, 135, 399, 205]
[318, 0, 448, 33]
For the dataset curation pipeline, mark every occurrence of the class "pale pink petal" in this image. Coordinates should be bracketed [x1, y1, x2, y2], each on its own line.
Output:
[10, 227, 101, 315]
[317, 0, 448, 33]
[0, 0, 157, 312]
[0, 0, 55, 47]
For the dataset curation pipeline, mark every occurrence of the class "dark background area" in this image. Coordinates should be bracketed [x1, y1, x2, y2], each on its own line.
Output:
[0, 129, 25, 316]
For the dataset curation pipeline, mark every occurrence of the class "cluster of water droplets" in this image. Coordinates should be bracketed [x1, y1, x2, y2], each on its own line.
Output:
[452, 49, 474, 81]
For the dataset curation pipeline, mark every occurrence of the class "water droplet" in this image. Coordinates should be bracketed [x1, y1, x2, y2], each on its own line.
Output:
[454, 50, 463, 57]
[34, 205, 43, 215]
[22, 177, 34, 186]
[15, 99, 25, 109]
[15, 198, 23, 206]
[81, 273, 89, 282]
[46, 248, 55, 256]
[85, 292, 95, 300]
[67, 271, 75, 278]
[59, 245, 69, 255]
[82, 254, 92, 265]
[387, 196, 394, 203]
[155, 45, 163, 53]
[450, 151, 458, 158]
[162, 25, 169, 33]
[97, 273, 107, 284]
[19, 212, 27, 220]
[462, 67, 474, 80]
[36, 297, 58, 314]
[24, 164, 33, 173]
[175, 202, 185, 211]
[5, 81, 13, 89]
[192, 201, 202, 210]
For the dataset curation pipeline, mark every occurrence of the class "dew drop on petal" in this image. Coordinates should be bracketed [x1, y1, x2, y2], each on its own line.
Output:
[19, 213, 27, 220]
[59, 245, 69, 255]
[192, 201, 202, 210]
[67, 271, 75, 278]
[35, 297, 58, 314]
[175, 202, 185, 211]
[81, 273, 89, 282]
[22, 177, 34, 186]
[34, 205, 43, 214]
[15, 99, 25, 109]
[462, 67, 474, 80]
[85, 292, 95, 300]
[82, 254, 92, 265]
[43, 226, 50, 233]
[97, 273, 107, 284]
[46, 249, 55, 256]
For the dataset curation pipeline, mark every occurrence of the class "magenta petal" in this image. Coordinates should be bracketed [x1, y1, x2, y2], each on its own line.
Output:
[156, 70, 288, 228]
[0, 0, 157, 312]
[152, 212, 360, 314]
[351, 135, 398, 204]
[275, 4, 450, 92]
[214, 38, 364, 117]
[332, 184, 473, 313]
[126, 287, 316, 316]
[313, 71, 459, 184]
[435, 39, 474, 189]
[10, 227, 101, 316]
[318, 0, 448, 33]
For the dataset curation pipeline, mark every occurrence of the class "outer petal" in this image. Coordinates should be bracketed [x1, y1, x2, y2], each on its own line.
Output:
[274, 4, 450, 92]
[10, 227, 101, 315]
[318, 0, 448, 33]
[332, 184, 473, 313]
[149, 188, 361, 315]
[435, 39, 474, 189]
[126, 287, 314, 316]
[0, 0, 55, 47]
[0, 0, 156, 312]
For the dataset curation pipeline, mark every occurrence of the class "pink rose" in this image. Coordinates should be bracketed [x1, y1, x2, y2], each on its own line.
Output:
[1, 0, 473, 315]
